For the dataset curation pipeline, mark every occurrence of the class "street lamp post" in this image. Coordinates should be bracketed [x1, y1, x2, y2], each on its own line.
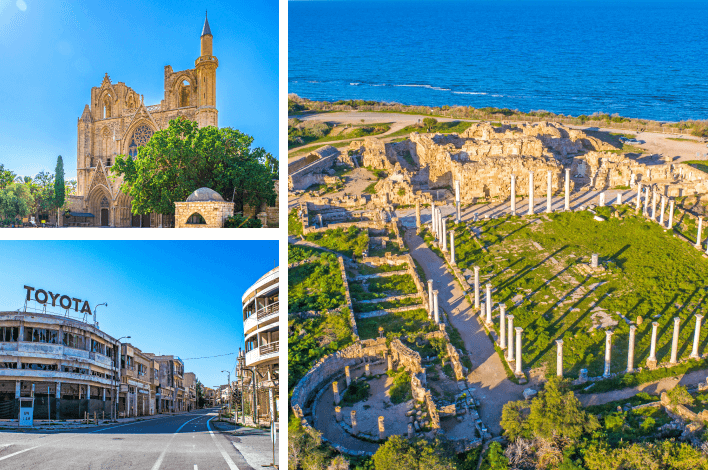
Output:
[221, 369, 233, 431]
[93, 302, 107, 328]
[113, 336, 131, 422]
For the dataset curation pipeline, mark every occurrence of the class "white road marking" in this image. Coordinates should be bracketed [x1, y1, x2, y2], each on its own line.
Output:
[206, 417, 239, 470]
[149, 415, 206, 470]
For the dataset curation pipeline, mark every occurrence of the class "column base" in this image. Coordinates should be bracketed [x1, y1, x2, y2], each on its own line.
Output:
[690, 353, 700, 359]
[646, 358, 657, 369]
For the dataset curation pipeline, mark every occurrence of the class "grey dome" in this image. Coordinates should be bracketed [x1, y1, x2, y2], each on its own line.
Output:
[186, 187, 224, 202]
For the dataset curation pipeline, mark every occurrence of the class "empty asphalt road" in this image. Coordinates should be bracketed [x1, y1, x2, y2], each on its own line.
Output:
[0, 408, 278, 469]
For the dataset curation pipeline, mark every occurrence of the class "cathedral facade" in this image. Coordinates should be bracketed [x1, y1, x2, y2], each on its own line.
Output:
[67, 14, 218, 227]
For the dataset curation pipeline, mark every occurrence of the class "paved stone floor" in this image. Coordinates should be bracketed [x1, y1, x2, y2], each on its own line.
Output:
[405, 229, 525, 436]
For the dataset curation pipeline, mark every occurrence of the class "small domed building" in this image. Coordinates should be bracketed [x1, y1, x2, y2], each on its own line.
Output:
[174, 187, 234, 228]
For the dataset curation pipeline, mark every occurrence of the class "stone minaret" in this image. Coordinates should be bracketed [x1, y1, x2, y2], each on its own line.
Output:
[195, 11, 219, 127]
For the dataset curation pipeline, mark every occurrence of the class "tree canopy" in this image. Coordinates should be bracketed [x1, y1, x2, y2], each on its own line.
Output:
[372, 436, 455, 470]
[0, 183, 33, 221]
[54, 155, 65, 208]
[501, 377, 599, 443]
[111, 118, 277, 216]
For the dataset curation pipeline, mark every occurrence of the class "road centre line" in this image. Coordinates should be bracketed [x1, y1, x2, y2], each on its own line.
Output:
[206, 417, 239, 470]
[150, 415, 208, 470]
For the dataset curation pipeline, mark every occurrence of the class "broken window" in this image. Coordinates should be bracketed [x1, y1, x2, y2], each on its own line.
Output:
[24, 328, 58, 344]
[0, 362, 18, 369]
[0, 327, 18, 342]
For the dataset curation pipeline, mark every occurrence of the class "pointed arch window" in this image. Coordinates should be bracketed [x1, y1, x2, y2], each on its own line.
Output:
[128, 125, 154, 158]
[100, 196, 109, 208]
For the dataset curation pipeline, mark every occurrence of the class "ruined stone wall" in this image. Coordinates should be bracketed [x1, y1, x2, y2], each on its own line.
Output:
[390, 339, 423, 374]
[338, 256, 359, 339]
[288, 146, 341, 190]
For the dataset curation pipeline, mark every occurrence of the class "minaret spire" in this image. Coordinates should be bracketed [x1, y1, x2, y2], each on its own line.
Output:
[201, 10, 212, 37]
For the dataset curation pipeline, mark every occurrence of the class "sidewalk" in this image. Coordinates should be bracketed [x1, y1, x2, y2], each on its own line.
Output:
[212, 419, 279, 469]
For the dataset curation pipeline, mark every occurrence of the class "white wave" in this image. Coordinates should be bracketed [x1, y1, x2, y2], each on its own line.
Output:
[452, 91, 487, 95]
[350, 82, 360, 86]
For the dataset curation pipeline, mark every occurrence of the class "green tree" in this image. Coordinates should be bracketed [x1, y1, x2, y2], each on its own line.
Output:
[112, 117, 276, 215]
[422, 117, 438, 131]
[501, 377, 598, 444]
[32, 171, 55, 218]
[54, 155, 65, 208]
[0, 183, 34, 221]
[196, 381, 206, 409]
[372, 437, 454, 470]
[0, 164, 16, 189]
[484, 442, 509, 470]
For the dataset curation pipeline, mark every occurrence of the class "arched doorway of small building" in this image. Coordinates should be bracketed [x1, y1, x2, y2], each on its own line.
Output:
[100, 197, 110, 226]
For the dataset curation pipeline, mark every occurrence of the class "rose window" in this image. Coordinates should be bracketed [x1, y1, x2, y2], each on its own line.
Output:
[128, 125, 154, 157]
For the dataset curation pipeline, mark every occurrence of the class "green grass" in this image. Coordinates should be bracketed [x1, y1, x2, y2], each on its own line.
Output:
[356, 308, 435, 340]
[288, 207, 303, 236]
[667, 137, 698, 142]
[353, 296, 422, 314]
[363, 182, 377, 195]
[368, 241, 405, 257]
[366, 274, 417, 296]
[387, 369, 412, 404]
[348, 262, 408, 276]
[304, 226, 369, 258]
[453, 209, 708, 379]
[387, 120, 474, 138]
[288, 246, 346, 312]
[341, 378, 371, 406]
[683, 160, 708, 175]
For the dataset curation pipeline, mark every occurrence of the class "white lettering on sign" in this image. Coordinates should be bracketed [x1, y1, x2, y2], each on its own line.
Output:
[24, 286, 92, 315]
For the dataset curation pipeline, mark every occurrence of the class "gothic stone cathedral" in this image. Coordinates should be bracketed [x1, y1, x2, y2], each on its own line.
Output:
[67, 14, 218, 227]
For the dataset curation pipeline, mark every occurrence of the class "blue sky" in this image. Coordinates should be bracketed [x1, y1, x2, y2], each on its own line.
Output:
[0, 240, 279, 389]
[0, 0, 278, 180]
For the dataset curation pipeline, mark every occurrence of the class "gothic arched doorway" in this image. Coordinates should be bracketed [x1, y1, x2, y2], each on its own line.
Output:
[100, 197, 110, 226]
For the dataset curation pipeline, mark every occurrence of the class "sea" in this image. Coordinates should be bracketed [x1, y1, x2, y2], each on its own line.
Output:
[289, 0, 708, 122]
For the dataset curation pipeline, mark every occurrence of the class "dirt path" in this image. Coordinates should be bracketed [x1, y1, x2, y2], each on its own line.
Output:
[404, 229, 525, 436]
[578, 368, 708, 407]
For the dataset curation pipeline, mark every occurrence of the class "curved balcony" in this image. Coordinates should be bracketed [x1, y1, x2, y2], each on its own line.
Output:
[245, 341, 278, 368]
[0, 341, 114, 369]
[243, 301, 279, 335]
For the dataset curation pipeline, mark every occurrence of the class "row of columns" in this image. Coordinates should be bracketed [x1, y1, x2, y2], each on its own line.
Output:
[508, 169, 572, 215]
[554, 314, 704, 378]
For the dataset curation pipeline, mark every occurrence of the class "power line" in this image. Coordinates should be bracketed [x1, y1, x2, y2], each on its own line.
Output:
[183, 352, 235, 360]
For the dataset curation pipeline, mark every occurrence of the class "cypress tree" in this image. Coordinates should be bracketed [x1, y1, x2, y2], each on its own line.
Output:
[54, 155, 65, 208]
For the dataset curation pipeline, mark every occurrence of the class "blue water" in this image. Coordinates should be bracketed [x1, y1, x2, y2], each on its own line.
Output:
[289, 0, 708, 122]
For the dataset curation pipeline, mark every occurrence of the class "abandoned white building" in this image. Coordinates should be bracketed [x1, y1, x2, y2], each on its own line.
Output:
[241, 265, 279, 422]
[0, 310, 121, 420]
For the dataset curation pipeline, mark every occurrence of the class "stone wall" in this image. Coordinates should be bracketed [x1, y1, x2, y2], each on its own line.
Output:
[390, 339, 423, 374]
[289, 146, 341, 190]
[338, 256, 358, 339]
[174, 201, 234, 228]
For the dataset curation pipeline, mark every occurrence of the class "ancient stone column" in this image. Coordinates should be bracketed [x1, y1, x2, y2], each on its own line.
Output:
[428, 279, 434, 314]
[546, 170, 552, 213]
[387, 352, 394, 371]
[659, 196, 666, 226]
[528, 171, 534, 215]
[635, 183, 642, 212]
[335, 406, 342, 422]
[431, 202, 436, 235]
[415, 201, 421, 231]
[616, 193, 622, 205]
[473, 266, 480, 309]
[332, 381, 340, 405]
[345, 366, 351, 386]
[510, 174, 516, 215]
[479, 302, 485, 321]
[442, 220, 448, 252]
[696, 218, 704, 248]
[351, 410, 358, 435]
[670, 317, 680, 364]
[507, 315, 515, 361]
[668, 199, 674, 229]
[365, 363, 371, 376]
[500, 304, 507, 349]
[433, 290, 440, 324]
[408, 423, 414, 438]
[603, 330, 613, 378]
[692, 314, 703, 359]
[455, 179, 461, 223]
[485, 284, 493, 325]
[648, 321, 659, 367]
[378, 416, 385, 440]
[591, 253, 599, 268]
[450, 231, 456, 266]
[565, 169, 571, 211]
[515, 327, 523, 374]
[651, 189, 657, 220]
[556, 339, 563, 378]
[599, 192, 605, 207]
[643, 186, 649, 215]
[627, 325, 636, 373]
